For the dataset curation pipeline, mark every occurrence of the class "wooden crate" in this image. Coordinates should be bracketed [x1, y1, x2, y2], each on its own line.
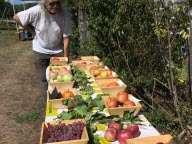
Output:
[126, 134, 176, 144]
[47, 88, 78, 109]
[40, 119, 89, 144]
[95, 78, 127, 96]
[90, 69, 118, 79]
[72, 60, 92, 71]
[50, 57, 68, 66]
[102, 95, 142, 117]
[80, 56, 100, 65]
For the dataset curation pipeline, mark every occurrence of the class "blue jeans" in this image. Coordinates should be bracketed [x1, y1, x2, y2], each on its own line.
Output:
[33, 51, 64, 101]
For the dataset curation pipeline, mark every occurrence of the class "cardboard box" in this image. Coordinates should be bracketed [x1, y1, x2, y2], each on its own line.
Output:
[40, 119, 89, 144]
[95, 78, 127, 96]
[126, 134, 176, 144]
[80, 56, 100, 65]
[50, 57, 68, 66]
[47, 88, 78, 109]
[48, 81, 75, 90]
[90, 69, 118, 79]
[72, 60, 92, 71]
[102, 95, 142, 117]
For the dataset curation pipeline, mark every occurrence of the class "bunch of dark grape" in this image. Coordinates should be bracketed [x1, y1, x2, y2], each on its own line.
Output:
[46, 121, 85, 143]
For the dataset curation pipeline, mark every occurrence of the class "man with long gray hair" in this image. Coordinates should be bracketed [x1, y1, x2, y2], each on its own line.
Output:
[13, 0, 73, 101]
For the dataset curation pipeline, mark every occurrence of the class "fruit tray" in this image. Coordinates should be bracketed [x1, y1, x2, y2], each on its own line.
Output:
[47, 88, 78, 109]
[102, 95, 142, 117]
[40, 119, 89, 144]
[126, 134, 176, 144]
[90, 69, 118, 79]
[95, 78, 127, 96]
[72, 60, 92, 71]
[48, 81, 75, 90]
[50, 57, 68, 66]
[80, 56, 100, 65]
[86, 64, 109, 71]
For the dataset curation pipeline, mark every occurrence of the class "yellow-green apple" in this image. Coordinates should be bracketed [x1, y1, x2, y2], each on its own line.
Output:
[62, 74, 73, 82]
[57, 75, 63, 82]
[106, 97, 118, 108]
[104, 127, 118, 142]
[116, 91, 128, 103]
[123, 100, 136, 106]
[100, 71, 108, 77]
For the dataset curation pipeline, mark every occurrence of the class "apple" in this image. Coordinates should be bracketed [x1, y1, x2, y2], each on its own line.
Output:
[49, 71, 59, 80]
[100, 71, 108, 77]
[62, 90, 74, 98]
[155, 142, 164, 144]
[125, 124, 140, 138]
[98, 61, 105, 68]
[108, 70, 113, 76]
[116, 91, 128, 103]
[62, 74, 73, 82]
[123, 101, 136, 107]
[107, 82, 119, 87]
[93, 70, 100, 77]
[108, 120, 122, 132]
[60, 67, 67, 71]
[104, 127, 118, 142]
[117, 130, 133, 144]
[106, 97, 118, 108]
[90, 66, 98, 71]
[57, 75, 64, 82]
[81, 62, 87, 65]
[52, 57, 60, 61]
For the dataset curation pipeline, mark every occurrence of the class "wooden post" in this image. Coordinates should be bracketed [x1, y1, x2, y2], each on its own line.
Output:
[189, 14, 192, 104]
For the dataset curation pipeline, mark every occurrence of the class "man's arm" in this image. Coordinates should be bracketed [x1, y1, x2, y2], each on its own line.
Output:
[63, 37, 70, 57]
[13, 14, 36, 36]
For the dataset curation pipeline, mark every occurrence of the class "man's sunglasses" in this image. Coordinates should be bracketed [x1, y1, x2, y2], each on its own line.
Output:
[48, 1, 61, 6]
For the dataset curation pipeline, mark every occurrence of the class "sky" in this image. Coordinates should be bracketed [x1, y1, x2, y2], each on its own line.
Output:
[9, 0, 39, 5]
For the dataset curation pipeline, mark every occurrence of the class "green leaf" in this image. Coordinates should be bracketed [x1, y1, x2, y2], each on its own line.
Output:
[74, 105, 89, 116]
[59, 111, 73, 120]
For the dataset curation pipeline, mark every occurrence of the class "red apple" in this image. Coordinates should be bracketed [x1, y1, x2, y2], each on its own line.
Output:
[125, 124, 140, 138]
[108, 120, 122, 132]
[106, 97, 118, 108]
[123, 101, 136, 107]
[104, 127, 118, 142]
[107, 82, 119, 87]
[107, 70, 113, 76]
[117, 130, 133, 144]
[116, 91, 128, 103]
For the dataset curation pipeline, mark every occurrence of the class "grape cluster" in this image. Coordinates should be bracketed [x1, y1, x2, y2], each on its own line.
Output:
[46, 121, 85, 143]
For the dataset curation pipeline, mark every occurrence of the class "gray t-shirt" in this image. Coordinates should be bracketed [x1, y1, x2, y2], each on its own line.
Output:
[18, 5, 73, 54]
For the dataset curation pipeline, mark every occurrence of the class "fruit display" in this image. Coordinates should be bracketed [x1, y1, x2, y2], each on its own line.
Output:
[126, 134, 176, 144]
[40, 119, 89, 144]
[91, 69, 118, 79]
[50, 57, 68, 66]
[104, 120, 140, 144]
[49, 66, 73, 82]
[95, 78, 127, 96]
[47, 88, 78, 109]
[48, 66, 75, 89]
[80, 56, 100, 65]
[102, 93, 142, 117]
